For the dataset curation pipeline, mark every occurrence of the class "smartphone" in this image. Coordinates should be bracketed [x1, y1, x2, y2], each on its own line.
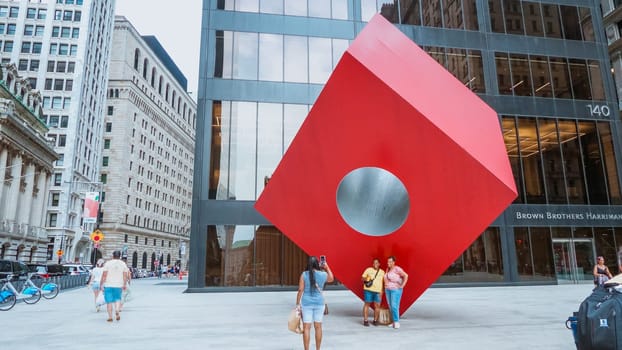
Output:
[320, 255, 326, 266]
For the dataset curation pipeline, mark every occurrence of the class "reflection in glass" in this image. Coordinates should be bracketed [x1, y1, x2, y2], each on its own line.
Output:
[442, 0, 463, 29]
[579, 7, 595, 42]
[488, 0, 504, 33]
[439, 227, 503, 282]
[530, 227, 555, 280]
[538, 119, 566, 203]
[332, 0, 348, 20]
[463, 0, 478, 30]
[309, 37, 333, 84]
[425, 46, 446, 68]
[560, 5, 581, 40]
[446, 48, 468, 85]
[332, 39, 349, 68]
[255, 226, 308, 286]
[361, 0, 378, 22]
[400, 0, 421, 26]
[558, 120, 586, 204]
[515, 227, 533, 278]
[380, 0, 399, 23]
[422, 0, 442, 27]
[235, 0, 259, 12]
[284, 104, 308, 151]
[517, 117, 545, 203]
[597, 122, 622, 204]
[522, 1, 543, 37]
[259, 34, 283, 82]
[230, 102, 257, 200]
[509, 54, 532, 96]
[309, 0, 330, 18]
[284, 0, 307, 16]
[549, 57, 572, 98]
[210, 101, 232, 200]
[495, 52, 512, 95]
[502, 117, 525, 203]
[530, 55, 552, 97]
[256, 103, 283, 199]
[587, 60, 605, 101]
[594, 227, 617, 273]
[568, 59, 590, 100]
[503, 0, 524, 35]
[232, 32, 258, 80]
[260, 0, 283, 14]
[214, 31, 233, 79]
[578, 121, 608, 204]
[284, 35, 308, 83]
[542, 3, 562, 39]
[467, 50, 485, 92]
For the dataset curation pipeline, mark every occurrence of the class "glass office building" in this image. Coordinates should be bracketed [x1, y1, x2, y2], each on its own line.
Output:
[190, 0, 622, 289]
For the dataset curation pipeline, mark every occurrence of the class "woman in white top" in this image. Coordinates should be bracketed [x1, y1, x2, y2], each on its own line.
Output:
[88, 259, 105, 311]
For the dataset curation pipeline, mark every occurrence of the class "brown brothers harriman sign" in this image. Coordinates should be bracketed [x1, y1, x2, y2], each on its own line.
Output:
[505, 205, 622, 226]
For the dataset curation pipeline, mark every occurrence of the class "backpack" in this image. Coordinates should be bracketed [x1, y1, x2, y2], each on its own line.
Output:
[576, 284, 622, 350]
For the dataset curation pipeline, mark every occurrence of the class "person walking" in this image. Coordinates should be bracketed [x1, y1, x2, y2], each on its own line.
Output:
[361, 258, 384, 326]
[384, 255, 408, 329]
[593, 255, 613, 287]
[100, 251, 129, 322]
[296, 256, 334, 350]
[88, 259, 105, 312]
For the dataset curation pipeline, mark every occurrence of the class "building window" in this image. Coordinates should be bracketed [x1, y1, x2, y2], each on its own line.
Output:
[124, 234, 128, 243]
[48, 213, 57, 227]
[102, 156, 109, 166]
[105, 122, 112, 132]
[107, 106, 113, 115]
[103, 139, 110, 149]
[100, 174, 107, 184]
[51, 193, 60, 206]
[54, 173, 62, 186]
[134, 49, 140, 70]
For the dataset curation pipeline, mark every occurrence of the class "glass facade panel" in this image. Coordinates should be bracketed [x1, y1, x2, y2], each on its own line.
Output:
[587, 60, 605, 101]
[578, 7, 595, 42]
[542, 3, 562, 39]
[509, 53, 532, 96]
[256, 103, 283, 199]
[332, 0, 348, 19]
[232, 32, 258, 80]
[489, 0, 504, 33]
[309, 37, 332, 84]
[578, 121, 608, 204]
[309, 0, 330, 18]
[530, 227, 555, 280]
[559, 5, 581, 41]
[502, 117, 525, 203]
[259, 34, 283, 81]
[332, 39, 349, 68]
[284, 104, 308, 151]
[284, 0, 307, 16]
[530, 55, 552, 97]
[446, 48, 468, 86]
[229, 102, 257, 200]
[503, 0, 524, 35]
[495, 52, 512, 95]
[597, 122, 622, 204]
[568, 59, 590, 100]
[284, 35, 308, 83]
[595, 227, 617, 274]
[558, 120, 586, 204]
[467, 50, 484, 92]
[549, 57, 572, 98]
[522, 1, 543, 37]
[463, 0, 478, 30]
[422, 0, 442, 27]
[442, 0, 463, 30]
[235, 0, 259, 13]
[400, 0, 421, 26]
[260, 0, 283, 14]
[515, 227, 533, 278]
[517, 117, 545, 203]
[209, 101, 230, 199]
[537, 118, 566, 204]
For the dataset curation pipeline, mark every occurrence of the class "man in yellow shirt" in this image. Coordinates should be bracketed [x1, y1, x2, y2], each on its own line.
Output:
[361, 258, 385, 326]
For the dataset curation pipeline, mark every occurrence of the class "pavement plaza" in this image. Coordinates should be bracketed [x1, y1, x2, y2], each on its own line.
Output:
[0, 278, 590, 349]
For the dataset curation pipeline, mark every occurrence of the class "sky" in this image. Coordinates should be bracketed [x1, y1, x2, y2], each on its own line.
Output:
[114, 0, 203, 97]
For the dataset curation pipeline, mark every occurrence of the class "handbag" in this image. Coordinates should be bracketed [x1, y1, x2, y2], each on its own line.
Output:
[377, 307, 393, 325]
[364, 269, 380, 288]
[96, 292, 105, 307]
[288, 307, 303, 334]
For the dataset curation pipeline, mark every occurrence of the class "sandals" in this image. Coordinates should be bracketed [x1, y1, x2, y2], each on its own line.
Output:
[115, 312, 120, 321]
[363, 320, 370, 327]
[106, 318, 113, 322]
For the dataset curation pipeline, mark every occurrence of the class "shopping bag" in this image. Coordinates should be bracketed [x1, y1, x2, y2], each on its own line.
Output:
[122, 286, 132, 303]
[377, 308, 393, 325]
[96, 292, 106, 306]
[288, 307, 303, 334]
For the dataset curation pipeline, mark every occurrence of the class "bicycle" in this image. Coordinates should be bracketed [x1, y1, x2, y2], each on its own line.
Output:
[31, 275, 60, 299]
[0, 273, 42, 311]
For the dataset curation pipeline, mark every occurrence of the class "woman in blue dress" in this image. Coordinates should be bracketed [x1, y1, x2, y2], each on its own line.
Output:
[296, 256, 334, 350]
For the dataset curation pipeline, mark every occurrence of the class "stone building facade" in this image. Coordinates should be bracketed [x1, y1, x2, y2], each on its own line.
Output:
[0, 63, 57, 263]
[98, 17, 195, 270]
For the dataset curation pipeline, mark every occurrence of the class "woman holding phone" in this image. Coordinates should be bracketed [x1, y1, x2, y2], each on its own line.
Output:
[296, 255, 334, 350]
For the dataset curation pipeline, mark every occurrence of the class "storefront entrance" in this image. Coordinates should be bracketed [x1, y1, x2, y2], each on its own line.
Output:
[552, 238, 595, 284]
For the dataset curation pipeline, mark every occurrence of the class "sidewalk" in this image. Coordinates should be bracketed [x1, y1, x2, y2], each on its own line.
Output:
[1, 278, 589, 349]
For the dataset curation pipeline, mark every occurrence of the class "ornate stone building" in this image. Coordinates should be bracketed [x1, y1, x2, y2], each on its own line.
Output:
[0, 63, 57, 263]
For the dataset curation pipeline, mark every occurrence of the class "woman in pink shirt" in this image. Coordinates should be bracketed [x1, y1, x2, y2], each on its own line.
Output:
[383, 256, 408, 329]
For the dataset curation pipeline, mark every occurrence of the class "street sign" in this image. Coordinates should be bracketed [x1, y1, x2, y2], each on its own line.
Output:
[56, 249, 63, 256]
[90, 229, 104, 242]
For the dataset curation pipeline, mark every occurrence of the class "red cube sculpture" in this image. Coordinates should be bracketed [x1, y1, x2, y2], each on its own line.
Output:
[255, 14, 517, 315]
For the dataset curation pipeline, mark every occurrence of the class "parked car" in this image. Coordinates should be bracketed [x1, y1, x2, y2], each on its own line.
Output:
[0, 259, 30, 281]
[27, 263, 65, 279]
[62, 263, 90, 276]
